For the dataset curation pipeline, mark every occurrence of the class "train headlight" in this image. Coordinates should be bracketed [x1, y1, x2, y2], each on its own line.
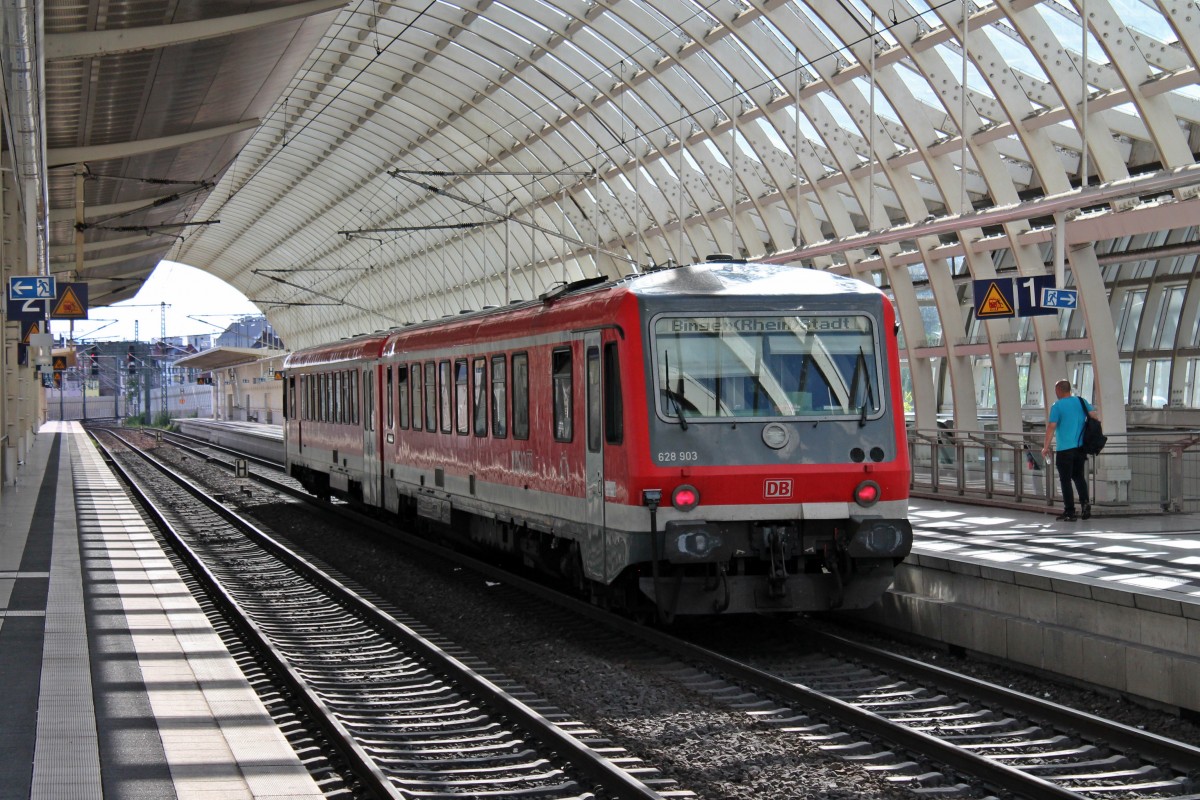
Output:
[672, 484, 700, 511]
[762, 423, 789, 450]
[847, 519, 913, 557]
[676, 530, 719, 558]
[853, 480, 881, 507]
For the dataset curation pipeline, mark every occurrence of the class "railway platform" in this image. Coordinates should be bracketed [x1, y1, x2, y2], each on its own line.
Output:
[3, 420, 1198, 799]
[0, 421, 324, 800]
[860, 497, 1200, 715]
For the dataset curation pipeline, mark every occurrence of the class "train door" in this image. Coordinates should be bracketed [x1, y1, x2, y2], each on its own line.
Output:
[362, 365, 382, 506]
[584, 332, 605, 574]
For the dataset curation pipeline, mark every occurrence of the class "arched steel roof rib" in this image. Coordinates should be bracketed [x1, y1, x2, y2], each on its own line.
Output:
[49, 0, 1173, 438]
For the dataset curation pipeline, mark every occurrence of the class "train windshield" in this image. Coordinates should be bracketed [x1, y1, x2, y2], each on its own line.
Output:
[653, 314, 881, 421]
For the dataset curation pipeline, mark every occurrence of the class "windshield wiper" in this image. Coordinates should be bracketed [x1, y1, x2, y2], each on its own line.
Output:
[664, 351, 688, 431]
[852, 347, 875, 428]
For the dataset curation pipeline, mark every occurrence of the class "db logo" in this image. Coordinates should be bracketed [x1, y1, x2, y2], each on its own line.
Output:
[764, 479, 793, 499]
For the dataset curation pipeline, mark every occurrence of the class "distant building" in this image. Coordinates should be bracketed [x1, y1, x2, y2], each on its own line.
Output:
[215, 316, 284, 350]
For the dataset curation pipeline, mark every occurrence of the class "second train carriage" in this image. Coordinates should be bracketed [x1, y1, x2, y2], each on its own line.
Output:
[283, 259, 913, 617]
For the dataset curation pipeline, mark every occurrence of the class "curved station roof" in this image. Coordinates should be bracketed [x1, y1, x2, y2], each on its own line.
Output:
[5, 0, 1200, 433]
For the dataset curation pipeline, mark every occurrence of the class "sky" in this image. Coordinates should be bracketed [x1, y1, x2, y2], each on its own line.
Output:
[50, 261, 261, 345]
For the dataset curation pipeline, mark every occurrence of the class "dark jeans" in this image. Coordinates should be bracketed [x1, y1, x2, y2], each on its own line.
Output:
[1055, 447, 1089, 513]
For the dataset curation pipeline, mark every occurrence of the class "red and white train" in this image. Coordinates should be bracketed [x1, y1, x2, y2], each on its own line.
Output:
[283, 258, 912, 618]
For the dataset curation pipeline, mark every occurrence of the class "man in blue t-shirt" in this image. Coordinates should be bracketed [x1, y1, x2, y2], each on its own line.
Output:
[1040, 379, 1100, 521]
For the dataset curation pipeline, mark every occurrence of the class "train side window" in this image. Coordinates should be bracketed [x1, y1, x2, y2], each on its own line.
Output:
[512, 353, 529, 440]
[491, 355, 507, 438]
[334, 371, 343, 424]
[386, 366, 394, 429]
[363, 369, 373, 431]
[473, 357, 488, 437]
[454, 359, 468, 435]
[321, 373, 329, 422]
[604, 342, 623, 444]
[552, 348, 573, 442]
[352, 369, 360, 426]
[411, 363, 422, 430]
[438, 361, 451, 433]
[285, 376, 293, 420]
[424, 362, 436, 431]
[398, 365, 409, 429]
[586, 346, 600, 452]
[329, 372, 337, 424]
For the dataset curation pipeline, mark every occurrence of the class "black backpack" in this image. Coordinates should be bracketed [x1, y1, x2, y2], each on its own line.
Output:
[1078, 397, 1107, 455]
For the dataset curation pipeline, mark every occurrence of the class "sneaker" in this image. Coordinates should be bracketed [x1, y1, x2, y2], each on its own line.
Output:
[1055, 512, 1077, 521]
[1081, 504, 1091, 520]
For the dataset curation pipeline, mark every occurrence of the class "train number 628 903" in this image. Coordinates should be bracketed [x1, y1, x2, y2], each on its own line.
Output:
[656, 450, 699, 463]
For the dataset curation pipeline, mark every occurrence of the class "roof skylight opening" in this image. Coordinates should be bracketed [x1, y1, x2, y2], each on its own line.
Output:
[1036, 2, 1107, 68]
[698, 138, 731, 170]
[842, 0, 900, 50]
[982, 24, 1050, 85]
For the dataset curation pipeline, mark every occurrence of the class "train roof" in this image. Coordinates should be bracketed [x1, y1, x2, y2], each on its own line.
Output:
[284, 260, 885, 364]
[623, 260, 882, 298]
[376, 260, 884, 357]
[283, 331, 390, 368]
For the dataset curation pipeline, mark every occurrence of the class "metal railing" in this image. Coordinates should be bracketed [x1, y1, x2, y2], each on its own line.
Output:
[907, 426, 1200, 513]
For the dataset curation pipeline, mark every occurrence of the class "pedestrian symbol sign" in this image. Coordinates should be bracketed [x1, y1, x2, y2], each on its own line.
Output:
[8, 276, 55, 300]
[1041, 287, 1078, 309]
[973, 278, 1016, 319]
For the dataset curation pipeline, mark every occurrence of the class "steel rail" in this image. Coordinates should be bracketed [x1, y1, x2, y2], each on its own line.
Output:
[163, 429, 284, 471]
[89, 430, 407, 800]
[94, 428, 669, 800]
[805, 627, 1200, 774]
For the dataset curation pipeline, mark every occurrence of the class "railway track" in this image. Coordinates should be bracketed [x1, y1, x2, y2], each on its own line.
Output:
[91, 427, 686, 800]
[667, 619, 1200, 799]
[123, 425, 1200, 799]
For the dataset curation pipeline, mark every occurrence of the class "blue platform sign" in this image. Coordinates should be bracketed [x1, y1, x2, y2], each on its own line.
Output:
[1041, 287, 1079, 309]
[8, 275, 56, 300]
[1016, 275, 1058, 317]
[4, 295, 47, 322]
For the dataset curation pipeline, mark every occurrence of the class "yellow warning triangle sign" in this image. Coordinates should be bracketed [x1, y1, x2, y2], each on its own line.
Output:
[978, 281, 1015, 317]
[21, 320, 41, 343]
[52, 285, 86, 318]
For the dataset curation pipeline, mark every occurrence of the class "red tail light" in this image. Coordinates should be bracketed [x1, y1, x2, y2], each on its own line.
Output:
[854, 480, 881, 507]
[672, 484, 700, 511]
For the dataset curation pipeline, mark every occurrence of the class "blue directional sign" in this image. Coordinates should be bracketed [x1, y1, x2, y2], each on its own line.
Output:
[4, 295, 47, 322]
[8, 275, 56, 300]
[1041, 287, 1079, 309]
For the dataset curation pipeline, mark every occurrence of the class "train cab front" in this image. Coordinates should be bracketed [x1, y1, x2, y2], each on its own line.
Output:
[628, 265, 913, 618]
